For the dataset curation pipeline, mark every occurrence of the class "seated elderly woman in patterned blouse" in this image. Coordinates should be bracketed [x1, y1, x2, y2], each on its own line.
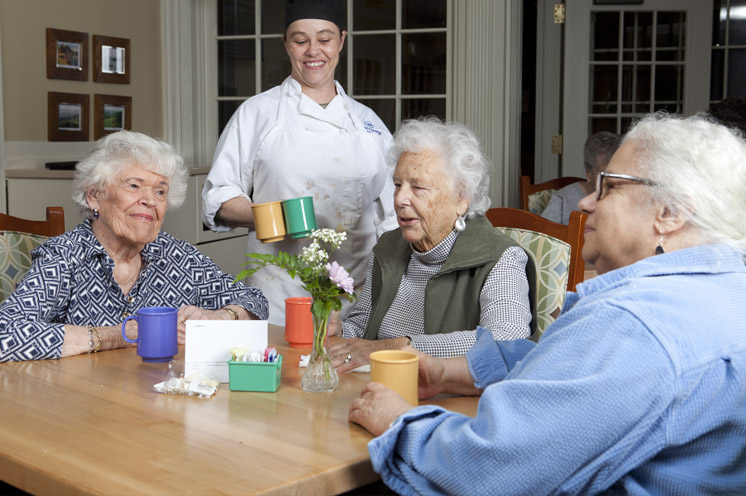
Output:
[0, 131, 268, 362]
[328, 117, 535, 371]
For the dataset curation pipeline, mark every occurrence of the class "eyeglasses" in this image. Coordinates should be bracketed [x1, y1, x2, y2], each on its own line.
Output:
[595, 172, 657, 201]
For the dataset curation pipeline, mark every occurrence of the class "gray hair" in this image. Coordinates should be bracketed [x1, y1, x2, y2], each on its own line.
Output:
[583, 131, 622, 176]
[72, 131, 189, 220]
[625, 112, 746, 254]
[390, 117, 491, 215]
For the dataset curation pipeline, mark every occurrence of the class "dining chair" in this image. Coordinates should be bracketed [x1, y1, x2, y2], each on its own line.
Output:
[0, 206, 65, 301]
[520, 175, 587, 214]
[486, 208, 586, 341]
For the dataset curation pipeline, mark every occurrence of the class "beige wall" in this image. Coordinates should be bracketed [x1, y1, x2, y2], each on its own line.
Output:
[0, 0, 162, 142]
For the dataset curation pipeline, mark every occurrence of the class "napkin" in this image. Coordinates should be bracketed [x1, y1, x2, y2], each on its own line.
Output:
[299, 354, 369, 372]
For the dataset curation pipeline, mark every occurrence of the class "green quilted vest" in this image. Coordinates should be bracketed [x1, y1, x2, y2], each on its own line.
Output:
[362, 216, 537, 340]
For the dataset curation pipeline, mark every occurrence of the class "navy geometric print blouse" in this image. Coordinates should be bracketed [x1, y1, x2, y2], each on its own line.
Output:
[0, 221, 268, 361]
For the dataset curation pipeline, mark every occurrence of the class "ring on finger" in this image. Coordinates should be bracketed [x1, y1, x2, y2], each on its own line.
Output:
[344, 353, 352, 363]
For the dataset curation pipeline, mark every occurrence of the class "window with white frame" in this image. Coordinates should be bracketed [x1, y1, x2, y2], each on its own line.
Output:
[711, 0, 746, 101]
[216, 0, 449, 135]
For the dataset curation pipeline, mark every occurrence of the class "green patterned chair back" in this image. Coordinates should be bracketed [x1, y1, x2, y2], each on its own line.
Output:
[0, 231, 49, 302]
[528, 189, 557, 215]
[496, 226, 570, 341]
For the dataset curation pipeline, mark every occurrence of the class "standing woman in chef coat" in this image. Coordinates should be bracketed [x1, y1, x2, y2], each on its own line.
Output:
[202, 0, 397, 325]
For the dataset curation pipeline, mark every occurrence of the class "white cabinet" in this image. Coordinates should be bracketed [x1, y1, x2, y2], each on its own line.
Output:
[5, 171, 248, 276]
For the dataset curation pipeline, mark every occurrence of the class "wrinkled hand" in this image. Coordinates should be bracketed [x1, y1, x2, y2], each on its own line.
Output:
[349, 382, 415, 437]
[416, 350, 446, 400]
[177, 305, 232, 344]
[328, 336, 410, 373]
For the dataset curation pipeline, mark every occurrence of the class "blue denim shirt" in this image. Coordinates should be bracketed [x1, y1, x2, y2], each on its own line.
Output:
[0, 221, 268, 361]
[369, 244, 746, 495]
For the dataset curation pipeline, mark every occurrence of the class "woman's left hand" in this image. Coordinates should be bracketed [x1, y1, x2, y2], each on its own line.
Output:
[176, 305, 236, 344]
[327, 335, 411, 373]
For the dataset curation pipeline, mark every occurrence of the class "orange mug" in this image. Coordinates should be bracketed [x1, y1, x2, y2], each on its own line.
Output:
[370, 350, 419, 405]
[284, 297, 313, 348]
[251, 201, 286, 243]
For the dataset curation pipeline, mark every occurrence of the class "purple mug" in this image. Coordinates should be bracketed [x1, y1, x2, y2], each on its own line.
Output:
[122, 307, 178, 363]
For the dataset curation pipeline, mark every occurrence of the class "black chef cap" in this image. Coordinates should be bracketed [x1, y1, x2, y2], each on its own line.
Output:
[284, 0, 346, 32]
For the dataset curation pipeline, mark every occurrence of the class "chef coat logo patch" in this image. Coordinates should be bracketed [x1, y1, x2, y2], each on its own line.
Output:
[363, 121, 382, 135]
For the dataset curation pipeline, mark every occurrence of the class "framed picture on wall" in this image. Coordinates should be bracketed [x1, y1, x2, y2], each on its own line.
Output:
[46, 28, 88, 81]
[48, 92, 89, 141]
[93, 35, 130, 84]
[94, 94, 132, 140]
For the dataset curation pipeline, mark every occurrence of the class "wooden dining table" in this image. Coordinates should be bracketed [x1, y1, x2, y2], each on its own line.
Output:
[0, 325, 479, 495]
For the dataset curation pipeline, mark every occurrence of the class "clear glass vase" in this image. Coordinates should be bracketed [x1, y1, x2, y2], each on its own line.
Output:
[300, 304, 339, 392]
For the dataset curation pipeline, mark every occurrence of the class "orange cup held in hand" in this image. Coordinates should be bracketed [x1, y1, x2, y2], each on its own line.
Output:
[369, 350, 419, 405]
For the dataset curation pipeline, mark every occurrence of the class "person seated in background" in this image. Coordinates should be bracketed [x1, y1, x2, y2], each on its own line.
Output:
[708, 96, 746, 134]
[541, 131, 621, 224]
[349, 113, 746, 495]
[0, 131, 268, 362]
[328, 117, 535, 372]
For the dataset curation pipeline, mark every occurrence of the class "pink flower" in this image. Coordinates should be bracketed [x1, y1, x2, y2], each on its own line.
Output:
[326, 261, 354, 294]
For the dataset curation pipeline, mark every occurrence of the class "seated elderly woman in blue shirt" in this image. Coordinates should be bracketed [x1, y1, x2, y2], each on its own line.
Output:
[349, 113, 746, 495]
[0, 131, 268, 362]
[327, 117, 535, 371]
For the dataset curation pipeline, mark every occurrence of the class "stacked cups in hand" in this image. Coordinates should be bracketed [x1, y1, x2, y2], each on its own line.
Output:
[251, 196, 317, 243]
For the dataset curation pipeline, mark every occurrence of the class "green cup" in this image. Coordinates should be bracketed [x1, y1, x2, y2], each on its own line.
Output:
[282, 196, 317, 239]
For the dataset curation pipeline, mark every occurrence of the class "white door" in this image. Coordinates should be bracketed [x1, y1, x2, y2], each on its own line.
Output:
[561, 0, 713, 178]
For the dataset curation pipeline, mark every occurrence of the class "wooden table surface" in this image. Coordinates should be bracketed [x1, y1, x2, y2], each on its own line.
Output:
[0, 325, 478, 495]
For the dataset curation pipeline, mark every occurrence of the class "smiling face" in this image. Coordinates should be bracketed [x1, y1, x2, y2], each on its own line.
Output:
[88, 164, 169, 252]
[393, 150, 469, 252]
[284, 19, 345, 97]
[578, 140, 660, 274]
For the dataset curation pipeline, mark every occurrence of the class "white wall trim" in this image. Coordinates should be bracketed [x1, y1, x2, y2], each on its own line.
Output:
[0, 19, 6, 213]
[451, 0, 522, 207]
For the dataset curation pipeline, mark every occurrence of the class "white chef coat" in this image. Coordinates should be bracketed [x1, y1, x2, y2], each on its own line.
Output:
[202, 76, 397, 325]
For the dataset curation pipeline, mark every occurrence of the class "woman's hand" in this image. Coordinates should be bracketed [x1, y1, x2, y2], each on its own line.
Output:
[349, 382, 415, 437]
[328, 335, 411, 373]
[176, 305, 240, 344]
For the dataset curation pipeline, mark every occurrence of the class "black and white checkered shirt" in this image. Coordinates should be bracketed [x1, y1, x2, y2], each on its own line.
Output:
[342, 230, 532, 357]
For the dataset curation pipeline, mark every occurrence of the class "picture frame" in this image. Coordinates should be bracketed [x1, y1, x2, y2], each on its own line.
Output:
[94, 94, 132, 140]
[93, 35, 130, 84]
[48, 92, 89, 142]
[46, 28, 88, 81]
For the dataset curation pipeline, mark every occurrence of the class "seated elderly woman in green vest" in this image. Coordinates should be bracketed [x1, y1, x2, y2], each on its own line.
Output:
[328, 117, 535, 372]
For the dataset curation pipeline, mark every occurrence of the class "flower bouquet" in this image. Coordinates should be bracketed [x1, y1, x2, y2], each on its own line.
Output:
[236, 229, 356, 392]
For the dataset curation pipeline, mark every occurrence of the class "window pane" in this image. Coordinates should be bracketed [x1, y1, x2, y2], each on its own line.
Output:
[402, 33, 446, 94]
[218, 0, 255, 36]
[730, 0, 746, 45]
[591, 65, 619, 113]
[403, 98, 445, 121]
[590, 117, 618, 135]
[261, 0, 285, 34]
[218, 39, 255, 97]
[359, 99, 395, 133]
[219, 100, 243, 135]
[654, 65, 683, 112]
[712, 0, 727, 45]
[261, 39, 291, 92]
[727, 49, 746, 97]
[656, 12, 685, 62]
[403, 0, 447, 29]
[592, 12, 619, 62]
[352, 35, 395, 95]
[711, 48, 724, 101]
[353, 0, 396, 30]
[622, 12, 652, 62]
[621, 64, 651, 113]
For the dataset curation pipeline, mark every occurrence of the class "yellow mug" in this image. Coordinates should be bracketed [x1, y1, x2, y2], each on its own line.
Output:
[369, 350, 419, 406]
[251, 201, 286, 243]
